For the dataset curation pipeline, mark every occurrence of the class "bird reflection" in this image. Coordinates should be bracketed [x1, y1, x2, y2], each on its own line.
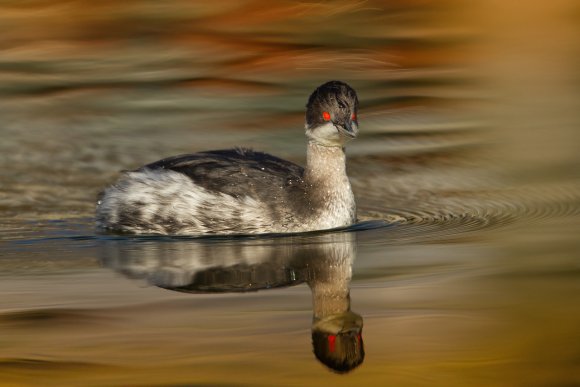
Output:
[99, 231, 364, 373]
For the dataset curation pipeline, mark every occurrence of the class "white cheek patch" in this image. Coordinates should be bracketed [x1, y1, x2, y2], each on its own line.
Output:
[306, 122, 341, 146]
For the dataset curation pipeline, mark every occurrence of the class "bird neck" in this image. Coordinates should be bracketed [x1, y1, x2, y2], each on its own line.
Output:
[308, 250, 353, 319]
[304, 141, 348, 185]
[311, 284, 351, 318]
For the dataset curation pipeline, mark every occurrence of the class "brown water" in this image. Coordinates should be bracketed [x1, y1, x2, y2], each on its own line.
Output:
[1, 1, 580, 386]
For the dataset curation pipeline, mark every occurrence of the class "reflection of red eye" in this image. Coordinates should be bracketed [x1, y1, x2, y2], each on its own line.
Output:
[351, 113, 357, 121]
[328, 335, 336, 352]
[322, 111, 331, 121]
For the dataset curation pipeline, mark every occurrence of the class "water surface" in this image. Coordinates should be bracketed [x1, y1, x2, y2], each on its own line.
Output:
[1, 1, 580, 386]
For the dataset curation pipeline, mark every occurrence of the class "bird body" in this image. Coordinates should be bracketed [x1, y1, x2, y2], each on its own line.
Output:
[96, 81, 359, 235]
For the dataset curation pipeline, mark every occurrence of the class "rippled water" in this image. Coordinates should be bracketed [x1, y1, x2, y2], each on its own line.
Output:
[1, 1, 580, 386]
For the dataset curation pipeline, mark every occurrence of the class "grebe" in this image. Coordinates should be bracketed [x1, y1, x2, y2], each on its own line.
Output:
[96, 80, 359, 235]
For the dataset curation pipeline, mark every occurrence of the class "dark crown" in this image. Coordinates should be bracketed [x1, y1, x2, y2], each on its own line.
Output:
[306, 81, 359, 129]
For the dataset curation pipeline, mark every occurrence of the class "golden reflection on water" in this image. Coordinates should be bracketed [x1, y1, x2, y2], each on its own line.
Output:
[1, 0, 580, 386]
[101, 232, 364, 373]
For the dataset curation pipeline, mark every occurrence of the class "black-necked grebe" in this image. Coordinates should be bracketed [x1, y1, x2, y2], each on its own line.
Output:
[96, 80, 359, 235]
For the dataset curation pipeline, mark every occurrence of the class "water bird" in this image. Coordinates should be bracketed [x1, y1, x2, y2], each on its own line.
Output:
[96, 81, 359, 235]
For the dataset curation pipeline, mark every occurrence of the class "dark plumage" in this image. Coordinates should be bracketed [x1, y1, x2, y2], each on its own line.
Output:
[306, 80, 359, 136]
[312, 328, 365, 373]
[142, 148, 305, 199]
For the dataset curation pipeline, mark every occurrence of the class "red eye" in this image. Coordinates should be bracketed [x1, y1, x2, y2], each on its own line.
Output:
[322, 111, 331, 121]
[328, 335, 336, 352]
[351, 113, 357, 121]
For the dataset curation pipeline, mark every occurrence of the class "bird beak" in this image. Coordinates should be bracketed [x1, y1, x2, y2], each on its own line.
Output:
[338, 120, 358, 139]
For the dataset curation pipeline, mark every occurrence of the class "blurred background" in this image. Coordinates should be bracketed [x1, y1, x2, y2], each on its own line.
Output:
[0, 1, 579, 386]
